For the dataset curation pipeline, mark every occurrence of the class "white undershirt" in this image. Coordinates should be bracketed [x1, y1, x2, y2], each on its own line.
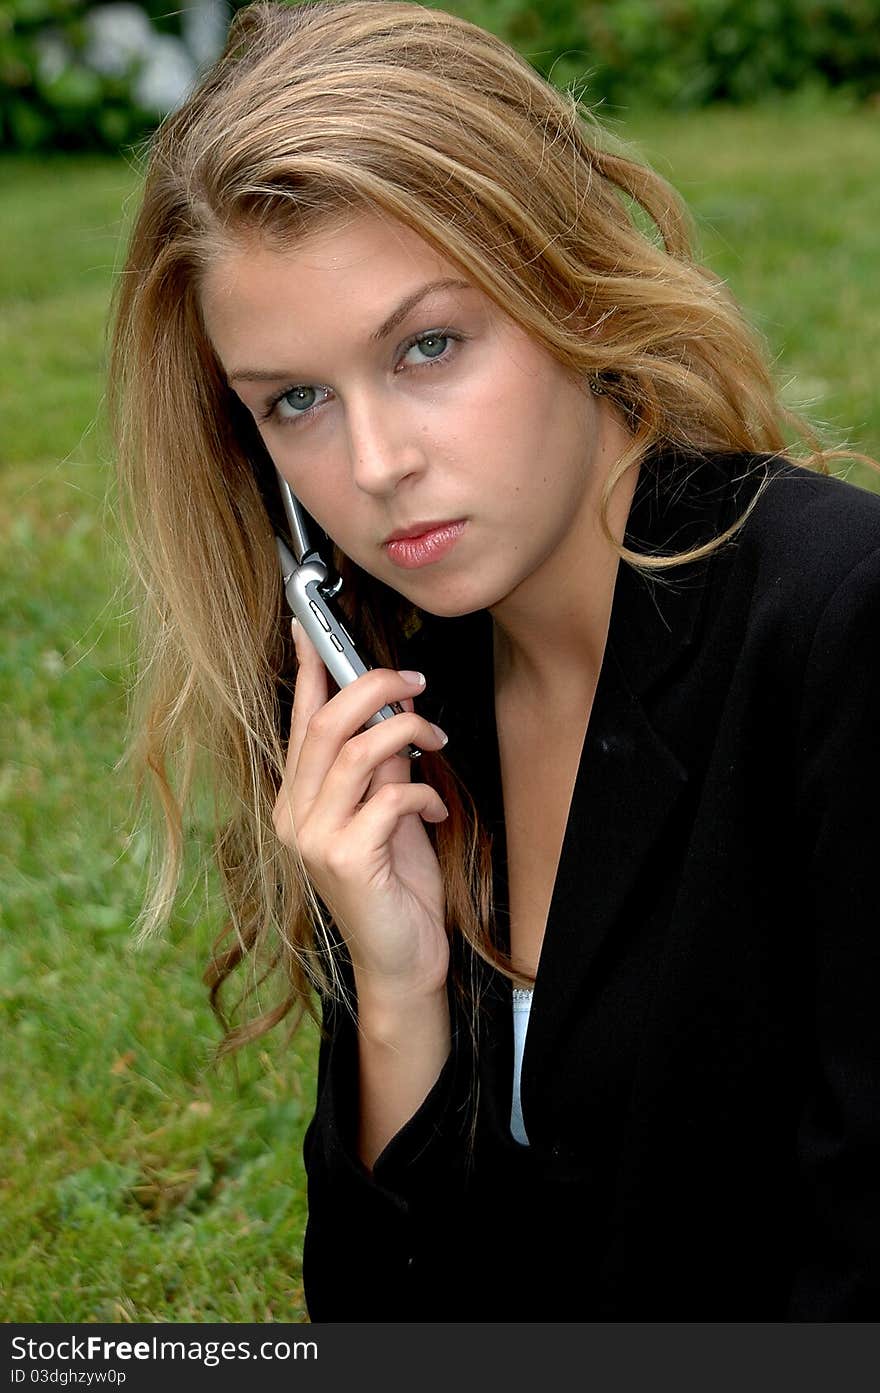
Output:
[510, 987, 534, 1146]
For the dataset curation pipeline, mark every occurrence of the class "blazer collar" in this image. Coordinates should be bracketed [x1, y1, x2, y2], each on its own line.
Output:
[407, 448, 770, 945]
[411, 446, 770, 749]
[404, 447, 772, 1139]
[609, 445, 771, 698]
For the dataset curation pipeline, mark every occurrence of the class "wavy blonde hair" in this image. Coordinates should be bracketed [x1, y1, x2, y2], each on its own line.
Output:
[109, 0, 862, 1049]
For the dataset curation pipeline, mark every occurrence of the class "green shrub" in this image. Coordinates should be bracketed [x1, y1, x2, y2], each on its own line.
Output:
[458, 0, 880, 108]
[2, 0, 147, 151]
[0, 0, 233, 152]
[3, 1, 880, 153]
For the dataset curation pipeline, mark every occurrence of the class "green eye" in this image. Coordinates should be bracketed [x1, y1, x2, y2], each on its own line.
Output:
[272, 384, 332, 423]
[416, 333, 448, 359]
[282, 386, 319, 412]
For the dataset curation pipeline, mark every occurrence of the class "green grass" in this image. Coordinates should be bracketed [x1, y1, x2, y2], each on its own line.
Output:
[0, 156, 317, 1323]
[623, 103, 880, 482]
[1, 102, 878, 1324]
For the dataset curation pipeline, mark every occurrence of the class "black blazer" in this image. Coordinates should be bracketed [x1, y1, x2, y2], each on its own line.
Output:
[301, 449, 880, 1320]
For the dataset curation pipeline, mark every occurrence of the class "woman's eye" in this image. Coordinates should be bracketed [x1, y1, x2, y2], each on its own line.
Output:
[274, 384, 332, 421]
[264, 330, 460, 427]
[402, 331, 451, 364]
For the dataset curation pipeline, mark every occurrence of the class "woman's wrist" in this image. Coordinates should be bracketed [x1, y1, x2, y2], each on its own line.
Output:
[354, 974, 450, 1048]
[354, 982, 452, 1171]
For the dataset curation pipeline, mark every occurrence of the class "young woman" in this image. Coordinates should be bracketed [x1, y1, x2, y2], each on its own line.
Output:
[110, 0, 880, 1319]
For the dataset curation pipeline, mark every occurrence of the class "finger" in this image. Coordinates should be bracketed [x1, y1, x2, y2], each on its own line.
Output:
[293, 667, 430, 809]
[319, 780, 449, 890]
[347, 780, 450, 855]
[298, 709, 447, 844]
[285, 617, 328, 783]
[366, 691, 418, 796]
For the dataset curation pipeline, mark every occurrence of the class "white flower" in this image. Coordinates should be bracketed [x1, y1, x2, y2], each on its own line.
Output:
[133, 34, 198, 114]
[183, 0, 231, 70]
[83, 4, 155, 78]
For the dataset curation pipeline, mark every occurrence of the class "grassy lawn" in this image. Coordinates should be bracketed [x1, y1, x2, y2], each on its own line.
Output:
[0, 156, 317, 1323]
[1, 100, 878, 1324]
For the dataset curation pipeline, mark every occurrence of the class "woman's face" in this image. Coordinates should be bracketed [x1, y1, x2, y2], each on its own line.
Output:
[201, 212, 618, 618]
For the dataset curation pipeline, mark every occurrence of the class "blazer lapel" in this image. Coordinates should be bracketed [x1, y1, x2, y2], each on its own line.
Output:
[409, 448, 772, 1130]
[516, 616, 690, 1092]
[517, 450, 773, 1106]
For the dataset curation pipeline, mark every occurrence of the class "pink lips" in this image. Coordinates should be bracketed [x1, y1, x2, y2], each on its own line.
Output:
[384, 520, 467, 569]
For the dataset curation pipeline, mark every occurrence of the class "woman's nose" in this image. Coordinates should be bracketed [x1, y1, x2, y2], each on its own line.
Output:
[346, 393, 427, 495]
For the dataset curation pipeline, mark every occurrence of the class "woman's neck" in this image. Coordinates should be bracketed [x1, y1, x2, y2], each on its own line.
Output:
[490, 412, 638, 708]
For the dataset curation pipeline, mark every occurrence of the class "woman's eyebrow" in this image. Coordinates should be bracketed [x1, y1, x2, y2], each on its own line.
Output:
[370, 276, 471, 342]
[228, 277, 472, 384]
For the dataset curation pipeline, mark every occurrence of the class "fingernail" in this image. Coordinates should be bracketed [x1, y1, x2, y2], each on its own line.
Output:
[398, 670, 426, 688]
[291, 617, 300, 642]
[429, 723, 449, 747]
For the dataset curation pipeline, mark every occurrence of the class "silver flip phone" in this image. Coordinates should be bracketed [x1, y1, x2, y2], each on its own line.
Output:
[274, 471, 422, 760]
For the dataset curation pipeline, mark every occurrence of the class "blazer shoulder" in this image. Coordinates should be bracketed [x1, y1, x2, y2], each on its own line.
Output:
[734, 457, 880, 610]
[740, 462, 880, 571]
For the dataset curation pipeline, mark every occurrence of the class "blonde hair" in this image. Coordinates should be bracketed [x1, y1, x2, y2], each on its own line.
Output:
[109, 0, 861, 1049]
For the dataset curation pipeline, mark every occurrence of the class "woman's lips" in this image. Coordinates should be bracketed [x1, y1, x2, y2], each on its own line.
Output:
[383, 519, 467, 569]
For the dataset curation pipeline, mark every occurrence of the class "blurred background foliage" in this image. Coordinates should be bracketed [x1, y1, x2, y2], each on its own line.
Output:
[1, 0, 231, 150]
[457, 0, 880, 106]
[3, 0, 880, 153]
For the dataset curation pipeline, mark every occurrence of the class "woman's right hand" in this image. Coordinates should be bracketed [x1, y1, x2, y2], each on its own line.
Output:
[273, 619, 451, 1006]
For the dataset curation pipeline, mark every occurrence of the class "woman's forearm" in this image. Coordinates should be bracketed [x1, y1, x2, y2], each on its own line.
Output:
[354, 983, 452, 1171]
